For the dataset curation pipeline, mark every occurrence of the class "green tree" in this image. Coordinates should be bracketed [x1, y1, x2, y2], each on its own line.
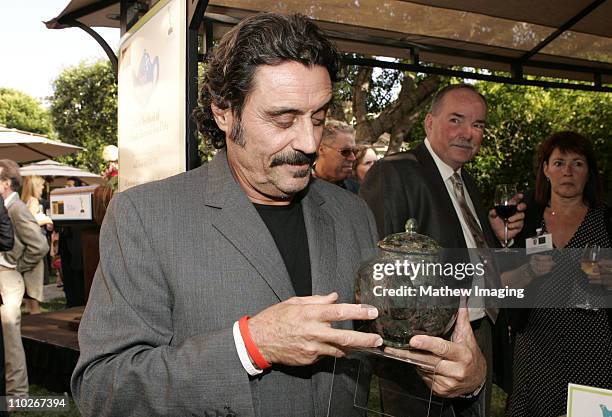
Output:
[197, 54, 611, 207]
[329, 58, 442, 153]
[331, 66, 611, 204]
[0, 88, 52, 134]
[468, 82, 612, 205]
[341, 70, 611, 204]
[49, 60, 117, 174]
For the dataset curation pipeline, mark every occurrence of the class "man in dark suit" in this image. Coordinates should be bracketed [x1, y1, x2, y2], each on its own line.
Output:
[361, 84, 525, 416]
[0, 195, 13, 252]
[0, 182, 14, 417]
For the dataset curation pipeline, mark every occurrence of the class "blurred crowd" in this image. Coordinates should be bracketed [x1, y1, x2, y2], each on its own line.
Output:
[0, 161, 86, 405]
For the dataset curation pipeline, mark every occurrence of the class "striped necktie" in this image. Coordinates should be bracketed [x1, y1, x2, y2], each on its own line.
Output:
[450, 173, 499, 322]
[450, 173, 488, 249]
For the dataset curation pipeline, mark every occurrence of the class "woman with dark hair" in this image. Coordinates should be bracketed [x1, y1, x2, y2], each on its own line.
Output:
[345, 145, 378, 193]
[65, 176, 83, 187]
[506, 131, 612, 417]
[354, 146, 378, 182]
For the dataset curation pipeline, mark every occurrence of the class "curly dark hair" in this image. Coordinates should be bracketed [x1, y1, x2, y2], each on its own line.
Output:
[193, 13, 339, 149]
[534, 131, 603, 207]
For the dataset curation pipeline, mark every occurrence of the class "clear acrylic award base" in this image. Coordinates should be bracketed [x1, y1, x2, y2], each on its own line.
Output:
[326, 346, 445, 417]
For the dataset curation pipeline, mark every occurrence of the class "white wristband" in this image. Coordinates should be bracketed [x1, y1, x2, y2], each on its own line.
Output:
[232, 321, 263, 376]
[460, 378, 486, 399]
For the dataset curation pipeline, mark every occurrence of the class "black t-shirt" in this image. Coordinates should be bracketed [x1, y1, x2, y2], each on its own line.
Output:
[254, 201, 312, 297]
[254, 200, 315, 381]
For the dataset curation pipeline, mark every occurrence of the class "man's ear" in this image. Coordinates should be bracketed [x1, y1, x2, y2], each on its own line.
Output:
[424, 113, 433, 137]
[211, 103, 233, 134]
[317, 143, 326, 156]
[0, 178, 8, 194]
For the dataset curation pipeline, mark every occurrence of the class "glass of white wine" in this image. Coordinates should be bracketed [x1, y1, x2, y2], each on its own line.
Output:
[578, 244, 601, 310]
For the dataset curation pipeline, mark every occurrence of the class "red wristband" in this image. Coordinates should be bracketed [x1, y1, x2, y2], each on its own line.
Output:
[238, 316, 271, 370]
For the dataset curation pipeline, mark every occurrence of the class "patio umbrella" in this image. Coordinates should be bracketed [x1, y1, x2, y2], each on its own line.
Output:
[19, 160, 104, 187]
[0, 125, 82, 163]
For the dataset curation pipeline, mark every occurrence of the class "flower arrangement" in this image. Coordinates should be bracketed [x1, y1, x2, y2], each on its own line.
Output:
[102, 161, 119, 190]
[102, 145, 119, 191]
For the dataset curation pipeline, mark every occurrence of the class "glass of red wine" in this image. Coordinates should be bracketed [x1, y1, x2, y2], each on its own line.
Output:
[494, 183, 518, 249]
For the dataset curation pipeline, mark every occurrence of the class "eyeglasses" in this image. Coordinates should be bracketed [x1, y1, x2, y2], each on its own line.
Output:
[323, 144, 357, 158]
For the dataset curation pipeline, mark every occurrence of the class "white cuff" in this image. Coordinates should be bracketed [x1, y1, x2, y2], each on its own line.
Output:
[460, 378, 485, 399]
[232, 321, 263, 376]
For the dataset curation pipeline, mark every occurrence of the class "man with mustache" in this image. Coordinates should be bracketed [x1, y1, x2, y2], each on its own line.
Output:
[72, 16, 487, 417]
[312, 120, 358, 189]
[360, 84, 526, 416]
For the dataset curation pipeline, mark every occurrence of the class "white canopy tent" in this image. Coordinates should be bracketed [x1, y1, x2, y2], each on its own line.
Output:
[19, 159, 104, 187]
[0, 126, 82, 163]
[46, 0, 612, 90]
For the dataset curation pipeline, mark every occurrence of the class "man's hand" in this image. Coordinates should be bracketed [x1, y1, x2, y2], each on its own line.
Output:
[488, 193, 526, 244]
[248, 292, 383, 366]
[385, 307, 486, 398]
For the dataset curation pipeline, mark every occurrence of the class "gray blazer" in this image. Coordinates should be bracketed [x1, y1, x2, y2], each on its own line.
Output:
[3, 196, 48, 272]
[72, 150, 379, 417]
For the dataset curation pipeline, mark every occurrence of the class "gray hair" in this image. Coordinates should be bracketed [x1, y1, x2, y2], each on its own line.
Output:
[429, 83, 487, 115]
[321, 119, 354, 145]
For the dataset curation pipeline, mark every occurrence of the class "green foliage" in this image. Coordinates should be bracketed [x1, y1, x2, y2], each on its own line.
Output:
[49, 61, 117, 174]
[365, 68, 403, 114]
[491, 384, 508, 417]
[365, 74, 611, 205]
[335, 63, 611, 206]
[333, 57, 360, 111]
[0, 88, 52, 135]
[196, 61, 217, 161]
[466, 82, 612, 205]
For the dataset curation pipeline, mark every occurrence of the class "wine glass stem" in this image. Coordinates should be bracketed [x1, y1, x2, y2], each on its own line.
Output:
[504, 221, 508, 247]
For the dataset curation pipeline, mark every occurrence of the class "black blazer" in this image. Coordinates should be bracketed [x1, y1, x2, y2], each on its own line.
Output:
[360, 142, 498, 248]
[0, 196, 14, 252]
[360, 143, 515, 394]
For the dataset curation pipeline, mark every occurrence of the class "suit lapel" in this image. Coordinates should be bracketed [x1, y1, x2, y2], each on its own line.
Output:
[301, 182, 337, 298]
[302, 183, 339, 417]
[204, 150, 295, 301]
[203, 154, 345, 412]
[414, 144, 467, 247]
